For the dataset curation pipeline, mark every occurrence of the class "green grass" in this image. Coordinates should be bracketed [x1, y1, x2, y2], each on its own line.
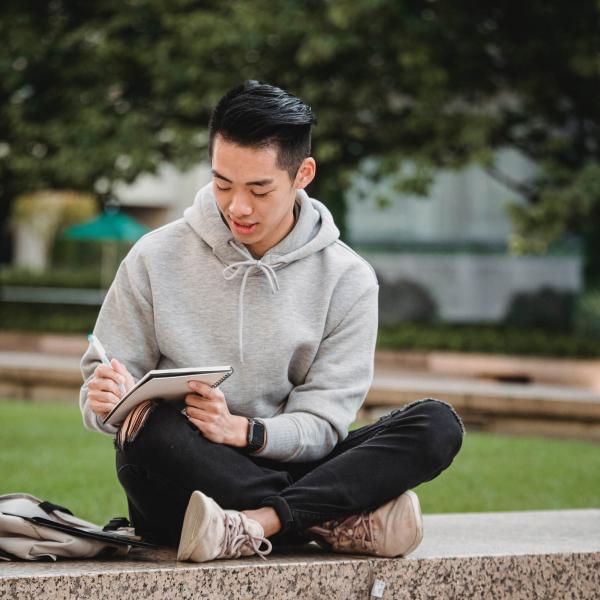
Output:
[1, 400, 598, 525]
[0, 401, 127, 525]
[414, 433, 600, 514]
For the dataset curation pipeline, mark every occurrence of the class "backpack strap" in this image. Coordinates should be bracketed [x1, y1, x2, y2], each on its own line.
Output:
[103, 517, 131, 531]
[38, 500, 74, 516]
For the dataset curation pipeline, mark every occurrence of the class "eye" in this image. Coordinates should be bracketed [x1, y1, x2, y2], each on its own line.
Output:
[251, 191, 269, 197]
[215, 185, 231, 192]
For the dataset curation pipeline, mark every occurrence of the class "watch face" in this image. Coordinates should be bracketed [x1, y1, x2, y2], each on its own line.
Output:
[248, 419, 265, 452]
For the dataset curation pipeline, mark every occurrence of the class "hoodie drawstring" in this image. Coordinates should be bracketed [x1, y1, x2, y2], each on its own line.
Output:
[222, 244, 280, 362]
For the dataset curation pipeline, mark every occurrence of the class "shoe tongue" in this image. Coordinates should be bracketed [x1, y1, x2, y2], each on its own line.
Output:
[224, 512, 267, 557]
[222, 511, 265, 541]
[240, 514, 265, 539]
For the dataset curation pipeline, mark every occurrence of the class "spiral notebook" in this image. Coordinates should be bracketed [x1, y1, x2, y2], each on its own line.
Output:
[103, 365, 233, 426]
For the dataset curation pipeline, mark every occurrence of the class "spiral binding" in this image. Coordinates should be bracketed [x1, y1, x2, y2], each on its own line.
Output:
[210, 367, 234, 388]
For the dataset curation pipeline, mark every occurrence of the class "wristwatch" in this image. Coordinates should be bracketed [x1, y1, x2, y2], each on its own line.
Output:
[245, 418, 266, 454]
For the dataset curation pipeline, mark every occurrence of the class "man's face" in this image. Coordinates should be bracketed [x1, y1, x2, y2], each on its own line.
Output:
[211, 135, 313, 258]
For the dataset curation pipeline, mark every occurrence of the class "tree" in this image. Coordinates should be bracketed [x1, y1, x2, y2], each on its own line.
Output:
[1, 1, 599, 270]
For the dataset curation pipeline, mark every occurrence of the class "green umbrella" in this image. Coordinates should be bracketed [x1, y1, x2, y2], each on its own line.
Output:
[62, 209, 150, 242]
[61, 208, 151, 287]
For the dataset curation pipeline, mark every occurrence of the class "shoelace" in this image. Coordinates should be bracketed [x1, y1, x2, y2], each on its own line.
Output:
[222, 241, 281, 363]
[315, 512, 375, 551]
[217, 512, 273, 560]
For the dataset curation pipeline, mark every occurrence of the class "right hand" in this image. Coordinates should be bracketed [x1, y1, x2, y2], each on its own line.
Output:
[87, 358, 135, 419]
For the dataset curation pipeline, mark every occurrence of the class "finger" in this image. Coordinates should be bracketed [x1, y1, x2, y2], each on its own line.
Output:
[185, 400, 220, 419]
[184, 393, 215, 408]
[187, 381, 219, 398]
[88, 400, 113, 417]
[90, 377, 122, 398]
[187, 416, 207, 433]
[95, 364, 126, 387]
[185, 406, 211, 421]
[88, 389, 120, 405]
[111, 358, 133, 380]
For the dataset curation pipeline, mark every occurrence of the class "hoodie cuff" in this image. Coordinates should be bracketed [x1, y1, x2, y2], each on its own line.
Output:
[96, 414, 119, 435]
[254, 415, 301, 462]
[83, 406, 119, 436]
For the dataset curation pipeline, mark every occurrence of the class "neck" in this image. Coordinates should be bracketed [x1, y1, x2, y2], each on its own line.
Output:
[247, 201, 299, 258]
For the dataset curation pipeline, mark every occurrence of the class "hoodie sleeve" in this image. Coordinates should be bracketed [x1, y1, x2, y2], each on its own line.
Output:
[256, 284, 379, 462]
[79, 249, 161, 435]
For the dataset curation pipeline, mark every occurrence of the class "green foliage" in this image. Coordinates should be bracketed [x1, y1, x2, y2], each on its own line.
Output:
[377, 322, 600, 358]
[0, 302, 99, 332]
[0, 266, 102, 287]
[2, 292, 600, 357]
[1, 400, 598, 524]
[0, 1, 599, 252]
[574, 285, 600, 337]
[0, 255, 114, 334]
[509, 163, 600, 255]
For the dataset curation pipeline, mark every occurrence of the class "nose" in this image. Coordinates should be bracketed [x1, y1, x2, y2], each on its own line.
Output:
[229, 191, 253, 218]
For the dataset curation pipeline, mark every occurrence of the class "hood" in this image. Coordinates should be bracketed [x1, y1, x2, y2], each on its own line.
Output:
[183, 182, 339, 267]
[183, 183, 340, 361]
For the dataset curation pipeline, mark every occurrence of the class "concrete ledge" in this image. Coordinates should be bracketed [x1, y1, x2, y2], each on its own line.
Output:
[364, 372, 600, 442]
[2, 510, 599, 599]
[376, 349, 600, 391]
[0, 352, 81, 402]
[2, 348, 600, 440]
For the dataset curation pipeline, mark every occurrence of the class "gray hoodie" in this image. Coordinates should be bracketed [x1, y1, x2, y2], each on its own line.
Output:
[79, 183, 379, 462]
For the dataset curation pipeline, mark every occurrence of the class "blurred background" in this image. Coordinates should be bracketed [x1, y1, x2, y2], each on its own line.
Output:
[0, 0, 599, 525]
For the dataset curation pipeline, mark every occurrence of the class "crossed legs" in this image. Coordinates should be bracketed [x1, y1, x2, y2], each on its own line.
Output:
[115, 398, 464, 549]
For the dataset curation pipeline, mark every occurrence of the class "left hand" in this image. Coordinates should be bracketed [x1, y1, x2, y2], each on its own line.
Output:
[184, 381, 248, 447]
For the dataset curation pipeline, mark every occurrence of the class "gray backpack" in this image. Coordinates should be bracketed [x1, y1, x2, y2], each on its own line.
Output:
[0, 493, 155, 561]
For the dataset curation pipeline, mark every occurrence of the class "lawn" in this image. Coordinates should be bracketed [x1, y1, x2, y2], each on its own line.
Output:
[1, 400, 599, 525]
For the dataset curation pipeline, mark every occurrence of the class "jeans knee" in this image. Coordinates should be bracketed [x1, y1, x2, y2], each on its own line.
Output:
[116, 462, 144, 493]
[416, 398, 464, 469]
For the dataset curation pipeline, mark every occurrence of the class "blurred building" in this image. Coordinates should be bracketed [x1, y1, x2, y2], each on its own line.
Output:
[112, 147, 580, 327]
[346, 149, 582, 325]
[112, 163, 211, 229]
[7, 149, 582, 327]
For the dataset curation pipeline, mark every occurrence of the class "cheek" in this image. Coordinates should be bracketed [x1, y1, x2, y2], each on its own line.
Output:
[213, 192, 229, 214]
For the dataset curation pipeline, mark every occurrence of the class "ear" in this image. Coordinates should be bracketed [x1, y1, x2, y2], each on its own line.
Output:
[293, 157, 316, 190]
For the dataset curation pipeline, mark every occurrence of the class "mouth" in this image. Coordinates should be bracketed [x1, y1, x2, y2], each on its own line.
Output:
[230, 218, 258, 235]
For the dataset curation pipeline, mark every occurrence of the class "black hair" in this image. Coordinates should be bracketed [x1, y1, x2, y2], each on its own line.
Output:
[208, 81, 316, 180]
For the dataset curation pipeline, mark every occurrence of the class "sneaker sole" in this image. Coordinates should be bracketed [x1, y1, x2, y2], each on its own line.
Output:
[400, 490, 424, 557]
[177, 491, 211, 561]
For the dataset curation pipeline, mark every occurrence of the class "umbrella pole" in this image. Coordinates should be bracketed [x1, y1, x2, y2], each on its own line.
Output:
[101, 242, 117, 289]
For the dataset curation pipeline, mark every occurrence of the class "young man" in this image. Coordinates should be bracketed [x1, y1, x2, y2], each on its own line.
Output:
[80, 81, 464, 562]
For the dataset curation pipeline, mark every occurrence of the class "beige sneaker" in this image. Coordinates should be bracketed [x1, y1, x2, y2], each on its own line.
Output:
[308, 491, 423, 557]
[177, 491, 272, 562]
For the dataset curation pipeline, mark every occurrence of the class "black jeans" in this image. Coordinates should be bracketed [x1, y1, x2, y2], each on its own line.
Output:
[115, 398, 464, 547]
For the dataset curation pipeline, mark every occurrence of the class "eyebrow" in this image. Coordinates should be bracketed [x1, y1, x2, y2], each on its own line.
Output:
[211, 169, 274, 187]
